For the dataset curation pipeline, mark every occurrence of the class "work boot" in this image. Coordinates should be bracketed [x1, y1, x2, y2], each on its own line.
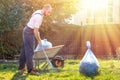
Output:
[19, 68, 26, 71]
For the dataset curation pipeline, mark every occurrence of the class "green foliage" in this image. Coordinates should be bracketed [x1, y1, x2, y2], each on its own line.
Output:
[22, 0, 79, 24]
[0, 0, 25, 30]
[0, 30, 22, 59]
[0, 0, 79, 58]
[0, 0, 80, 31]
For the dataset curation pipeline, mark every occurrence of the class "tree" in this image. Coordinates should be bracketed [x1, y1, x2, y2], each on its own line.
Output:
[0, 0, 29, 59]
[21, 0, 79, 24]
[0, 0, 26, 30]
[0, 0, 80, 59]
[0, 0, 80, 30]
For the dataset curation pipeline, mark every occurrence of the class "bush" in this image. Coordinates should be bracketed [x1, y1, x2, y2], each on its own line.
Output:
[0, 30, 22, 59]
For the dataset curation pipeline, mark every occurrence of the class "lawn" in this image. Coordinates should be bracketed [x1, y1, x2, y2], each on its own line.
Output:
[0, 59, 120, 80]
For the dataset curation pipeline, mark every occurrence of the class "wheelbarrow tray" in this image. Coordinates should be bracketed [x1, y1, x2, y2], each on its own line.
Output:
[33, 45, 64, 69]
[34, 45, 64, 60]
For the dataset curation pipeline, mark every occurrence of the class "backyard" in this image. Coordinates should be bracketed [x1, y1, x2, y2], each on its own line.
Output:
[0, 0, 120, 80]
[0, 59, 120, 80]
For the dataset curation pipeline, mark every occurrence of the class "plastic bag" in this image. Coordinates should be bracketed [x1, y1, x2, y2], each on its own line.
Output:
[34, 39, 52, 51]
[79, 41, 99, 75]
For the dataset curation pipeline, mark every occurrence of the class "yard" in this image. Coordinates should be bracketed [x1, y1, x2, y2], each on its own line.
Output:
[0, 59, 120, 80]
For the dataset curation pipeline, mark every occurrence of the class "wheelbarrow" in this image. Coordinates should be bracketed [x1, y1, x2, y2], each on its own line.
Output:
[33, 45, 64, 70]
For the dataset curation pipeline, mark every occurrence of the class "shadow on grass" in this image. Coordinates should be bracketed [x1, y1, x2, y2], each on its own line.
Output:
[36, 68, 62, 74]
[11, 71, 28, 80]
[0, 63, 28, 80]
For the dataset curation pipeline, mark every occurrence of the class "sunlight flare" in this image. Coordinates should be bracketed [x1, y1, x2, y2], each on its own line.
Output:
[81, 0, 107, 9]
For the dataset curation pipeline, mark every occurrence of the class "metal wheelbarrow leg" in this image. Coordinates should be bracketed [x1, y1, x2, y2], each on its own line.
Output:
[42, 47, 54, 69]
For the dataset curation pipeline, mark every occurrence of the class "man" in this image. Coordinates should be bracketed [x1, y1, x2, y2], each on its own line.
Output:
[18, 4, 52, 74]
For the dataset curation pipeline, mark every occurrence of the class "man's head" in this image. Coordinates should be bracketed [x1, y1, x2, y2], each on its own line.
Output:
[42, 4, 52, 16]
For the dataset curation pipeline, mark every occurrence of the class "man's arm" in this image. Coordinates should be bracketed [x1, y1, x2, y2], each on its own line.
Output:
[34, 28, 42, 45]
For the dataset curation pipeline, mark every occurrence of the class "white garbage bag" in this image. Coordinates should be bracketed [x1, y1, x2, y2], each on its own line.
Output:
[34, 39, 52, 51]
[79, 41, 99, 75]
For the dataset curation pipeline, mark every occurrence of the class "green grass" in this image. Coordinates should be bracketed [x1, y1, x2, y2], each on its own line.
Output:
[0, 59, 120, 80]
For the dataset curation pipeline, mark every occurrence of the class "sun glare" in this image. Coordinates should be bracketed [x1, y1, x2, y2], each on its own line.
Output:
[77, 0, 113, 24]
[81, 0, 106, 9]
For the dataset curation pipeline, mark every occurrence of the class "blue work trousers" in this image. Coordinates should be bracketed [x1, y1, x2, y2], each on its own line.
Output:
[18, 26, 35, 73]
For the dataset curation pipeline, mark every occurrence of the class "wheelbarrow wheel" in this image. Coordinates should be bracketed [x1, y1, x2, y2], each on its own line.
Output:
[51, 56, 64, 67]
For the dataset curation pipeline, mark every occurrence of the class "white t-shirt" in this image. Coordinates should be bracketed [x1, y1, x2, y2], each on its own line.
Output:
[27, 10, 43, 29]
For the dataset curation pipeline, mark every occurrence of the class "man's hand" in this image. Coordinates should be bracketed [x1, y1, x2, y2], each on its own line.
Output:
[38, 40, 42, 46]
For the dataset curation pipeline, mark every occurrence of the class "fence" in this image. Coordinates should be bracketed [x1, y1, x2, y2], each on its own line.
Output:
[0, 24, 120, 59]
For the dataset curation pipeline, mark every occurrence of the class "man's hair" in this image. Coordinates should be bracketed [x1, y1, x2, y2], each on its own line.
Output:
[43, 4, 52, 10]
